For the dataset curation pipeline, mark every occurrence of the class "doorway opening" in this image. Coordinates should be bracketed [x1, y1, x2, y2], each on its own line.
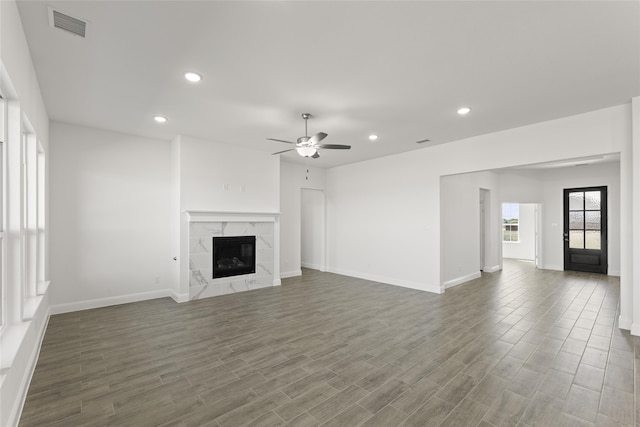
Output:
[502, 202, 540, 268]
[300, 188, 326, 272]
[479, 189, 490, 271]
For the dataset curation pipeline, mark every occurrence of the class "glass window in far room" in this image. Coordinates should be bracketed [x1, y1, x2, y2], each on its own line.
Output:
[503, 203, 519, 242]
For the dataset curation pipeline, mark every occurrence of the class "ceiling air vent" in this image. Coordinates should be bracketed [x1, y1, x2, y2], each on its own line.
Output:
[49, 8, 87, 38]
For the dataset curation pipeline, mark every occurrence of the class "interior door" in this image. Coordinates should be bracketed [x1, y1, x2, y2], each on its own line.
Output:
[563, 186, 607, 274]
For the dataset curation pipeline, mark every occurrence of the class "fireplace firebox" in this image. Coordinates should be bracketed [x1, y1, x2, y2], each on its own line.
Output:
[213, 236, 256, 279]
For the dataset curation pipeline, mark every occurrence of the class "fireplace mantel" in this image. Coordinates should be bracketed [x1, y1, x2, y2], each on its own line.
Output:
[180, 210, 281, 302]
[185, 210, 279, 223]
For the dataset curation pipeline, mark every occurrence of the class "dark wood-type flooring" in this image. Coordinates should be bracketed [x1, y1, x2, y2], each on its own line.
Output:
[19, 260, 638, 426]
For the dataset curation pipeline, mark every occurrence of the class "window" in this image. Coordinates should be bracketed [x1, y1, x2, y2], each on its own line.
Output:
[503, 203, 519, 242]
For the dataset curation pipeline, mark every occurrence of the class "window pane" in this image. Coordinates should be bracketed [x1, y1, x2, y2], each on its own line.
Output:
[586, 231, 601, 250]
[502, 203, 519, 242]
[569, 230, 584, 249]
[504, 225, 515, 242]
[585, 211, 601, 230]
[569, 211, 584, 230]
[569, 192, 584, 210]
[585, 191, 601, 210]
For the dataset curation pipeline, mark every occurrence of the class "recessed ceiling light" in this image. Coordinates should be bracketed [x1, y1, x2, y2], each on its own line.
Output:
[368, 134, 378, 141]
[457, 107, 471, 115]
[153, 115, 167, 123]
[184, 72, 202, 82]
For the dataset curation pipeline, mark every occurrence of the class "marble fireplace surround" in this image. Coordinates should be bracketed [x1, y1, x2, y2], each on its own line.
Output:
[185, 211, 280, 301]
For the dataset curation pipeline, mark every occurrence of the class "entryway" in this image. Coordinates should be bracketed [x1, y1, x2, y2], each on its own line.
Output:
[300, 188, 326, 272]
[563, 186, 608, 274]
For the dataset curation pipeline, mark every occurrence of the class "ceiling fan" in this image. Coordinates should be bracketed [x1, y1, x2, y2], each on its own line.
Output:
[268, 113, 351, 158]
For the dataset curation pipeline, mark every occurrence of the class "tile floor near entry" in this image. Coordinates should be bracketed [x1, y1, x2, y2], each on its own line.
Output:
[20, 260, 637, 426]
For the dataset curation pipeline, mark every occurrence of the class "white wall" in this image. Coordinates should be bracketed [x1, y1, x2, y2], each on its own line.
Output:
[301, 189, 325, 270]
[49, 122, 172, 309]
[178, 136, 280, 213]
[498, 171, 544, 202]
[441, 172, 501, 289]
[326, 105, 630, 296]
[503, 203, 536, 261]
[279, 161, 326, 278]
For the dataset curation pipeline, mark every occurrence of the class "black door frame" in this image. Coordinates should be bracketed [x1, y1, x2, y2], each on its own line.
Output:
[563, 186, 608, 274]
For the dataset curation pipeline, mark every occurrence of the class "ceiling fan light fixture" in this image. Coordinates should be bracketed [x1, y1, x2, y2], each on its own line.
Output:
[296, 146, 317, 157]
[457, 107, 471, 115]
[153, 115, 167, 123]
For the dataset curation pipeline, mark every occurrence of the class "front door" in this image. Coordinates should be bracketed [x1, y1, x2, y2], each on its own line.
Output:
[563, 186, 607, 274]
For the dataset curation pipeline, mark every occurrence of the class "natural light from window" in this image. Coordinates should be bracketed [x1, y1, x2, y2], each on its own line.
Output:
[503, 203, 519, 242]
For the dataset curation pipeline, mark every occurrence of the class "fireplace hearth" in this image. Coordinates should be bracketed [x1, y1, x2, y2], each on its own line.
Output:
[213, 236, 256, 278]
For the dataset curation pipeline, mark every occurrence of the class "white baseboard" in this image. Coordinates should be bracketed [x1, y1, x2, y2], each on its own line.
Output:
[630, 323, 640, 337]
[8, 307, 50, 427]
[301, 262, 324, 271]
[482, 265, 501, 273]
[170, 290, 189, 303]
[281, 269, 302, 279]
[326, 267, 442, 294]
[50, 289, 172, 314]
[540, 265, 620, 277]
[444, 271, 482, 289]
[272, 279, 282, 286]
[619, 315, 632, 331]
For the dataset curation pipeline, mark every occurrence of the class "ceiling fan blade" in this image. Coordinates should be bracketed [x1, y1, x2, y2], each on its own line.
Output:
[267, 138, 297, 144]
[272, 148, 295, 155]
[311, 152, 320, 159]
[315, 144, 351, 150]
[308, 132, 328, 145]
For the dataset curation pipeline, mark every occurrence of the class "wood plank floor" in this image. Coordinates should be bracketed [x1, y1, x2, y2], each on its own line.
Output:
[20, 260, 638, 426]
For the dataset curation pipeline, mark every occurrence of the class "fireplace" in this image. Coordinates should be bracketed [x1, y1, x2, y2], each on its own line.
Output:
[213, 236, 256, 278]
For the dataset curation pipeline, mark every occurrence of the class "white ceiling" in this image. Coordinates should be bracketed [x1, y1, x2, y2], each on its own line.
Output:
[16, 1, 640, 168]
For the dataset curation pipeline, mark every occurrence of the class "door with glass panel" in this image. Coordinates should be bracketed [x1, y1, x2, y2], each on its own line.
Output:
[563, 186, 607, 274]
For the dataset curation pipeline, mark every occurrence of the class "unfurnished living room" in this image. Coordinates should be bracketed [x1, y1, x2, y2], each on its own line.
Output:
[1, 1, 639, 426]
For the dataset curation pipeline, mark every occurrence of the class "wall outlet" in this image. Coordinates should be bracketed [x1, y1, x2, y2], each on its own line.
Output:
[154, 276, 160, 284]
[458, 265, 462, 272]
